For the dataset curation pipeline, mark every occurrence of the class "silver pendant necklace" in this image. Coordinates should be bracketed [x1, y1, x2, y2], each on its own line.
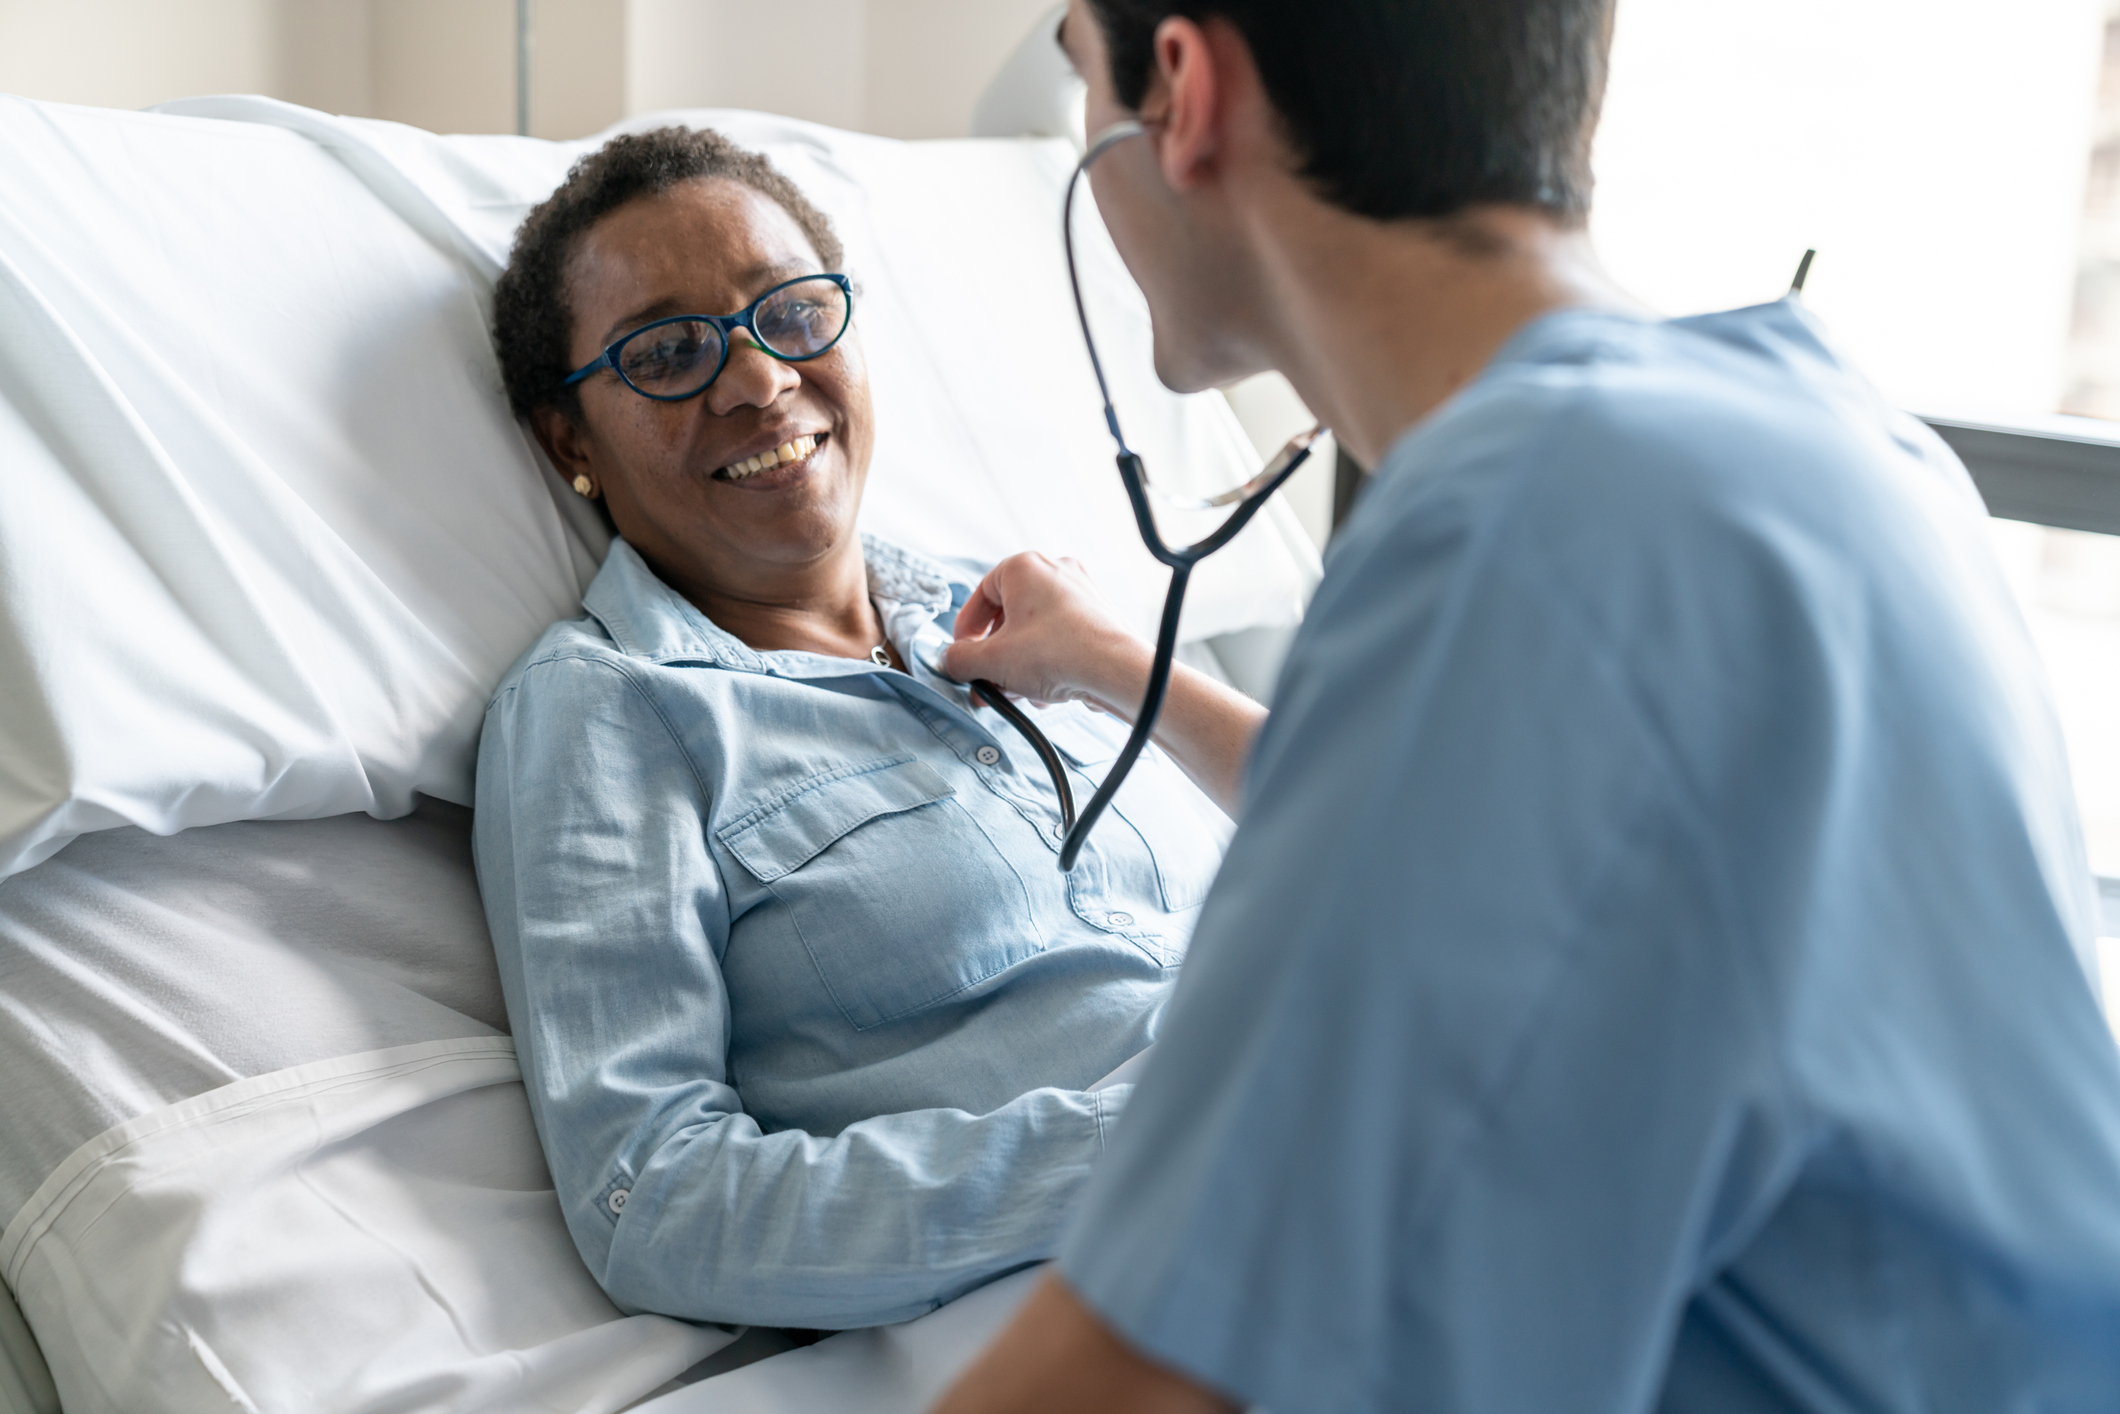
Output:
[870, 644, 891, 668]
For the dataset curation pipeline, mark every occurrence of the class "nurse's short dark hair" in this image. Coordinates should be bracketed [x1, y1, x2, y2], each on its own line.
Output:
[1083, 0, 1613, 224]
[492, 126, 845, 421]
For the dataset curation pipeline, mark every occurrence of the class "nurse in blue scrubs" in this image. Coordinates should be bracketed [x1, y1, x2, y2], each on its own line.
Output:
[936, 1, 2120, 1410]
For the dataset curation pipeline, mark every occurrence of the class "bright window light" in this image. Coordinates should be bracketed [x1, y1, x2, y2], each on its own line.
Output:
[1593, 0, 2105, 422]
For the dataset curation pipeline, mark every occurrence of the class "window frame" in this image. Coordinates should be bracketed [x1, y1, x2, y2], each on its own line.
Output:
[1925, 415, 2120, 539]
[1936, 416, 2120, 916]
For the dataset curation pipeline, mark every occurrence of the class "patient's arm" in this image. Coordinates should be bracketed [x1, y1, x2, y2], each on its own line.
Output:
[933, 1272, 1236, 1414]
[474, 653, 1132, 1330]
[943, 553, 1265, 815]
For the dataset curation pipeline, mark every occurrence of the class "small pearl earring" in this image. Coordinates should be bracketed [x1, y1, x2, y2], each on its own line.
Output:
[572, 475, 594, 497]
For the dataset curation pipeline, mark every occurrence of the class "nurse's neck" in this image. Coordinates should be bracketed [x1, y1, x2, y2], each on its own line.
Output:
[1249, 199, 1639, 469]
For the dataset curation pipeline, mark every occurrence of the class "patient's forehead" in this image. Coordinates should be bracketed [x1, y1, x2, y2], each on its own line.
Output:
[567, 178, 824, 351]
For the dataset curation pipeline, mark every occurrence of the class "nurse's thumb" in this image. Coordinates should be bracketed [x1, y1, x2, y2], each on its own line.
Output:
[942, 634, 994, 684]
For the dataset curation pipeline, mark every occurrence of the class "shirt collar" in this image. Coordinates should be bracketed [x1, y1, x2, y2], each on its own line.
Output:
[582, 534, 965, 677]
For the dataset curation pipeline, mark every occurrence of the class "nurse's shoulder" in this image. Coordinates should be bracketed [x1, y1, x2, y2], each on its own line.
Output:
[1347, 298, 1982, 633]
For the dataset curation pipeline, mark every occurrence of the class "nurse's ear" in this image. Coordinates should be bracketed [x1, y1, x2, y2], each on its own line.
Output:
[1136, 13, 1265, 194]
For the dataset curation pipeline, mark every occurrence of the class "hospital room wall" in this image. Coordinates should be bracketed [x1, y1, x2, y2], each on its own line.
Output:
[0, 0, 1053, 140]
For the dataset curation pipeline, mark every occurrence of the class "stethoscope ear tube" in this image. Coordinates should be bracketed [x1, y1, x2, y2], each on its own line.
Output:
[1036, 119, 1323, 872]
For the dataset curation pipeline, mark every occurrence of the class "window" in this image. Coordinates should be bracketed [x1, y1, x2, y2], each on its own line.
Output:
[1593, 0, 2105, 422]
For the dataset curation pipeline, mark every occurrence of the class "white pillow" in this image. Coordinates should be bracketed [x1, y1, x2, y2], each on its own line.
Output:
[0, 95, 1317, 881]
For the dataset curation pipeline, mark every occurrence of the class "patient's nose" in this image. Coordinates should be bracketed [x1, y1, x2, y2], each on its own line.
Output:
[706, 333, 802, 415]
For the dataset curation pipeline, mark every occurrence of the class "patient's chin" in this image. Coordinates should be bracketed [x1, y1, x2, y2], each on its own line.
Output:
[703, 463, 864, 565]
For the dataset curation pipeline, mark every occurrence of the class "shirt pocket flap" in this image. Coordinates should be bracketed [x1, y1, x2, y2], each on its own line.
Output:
[718, 755, 955, 883]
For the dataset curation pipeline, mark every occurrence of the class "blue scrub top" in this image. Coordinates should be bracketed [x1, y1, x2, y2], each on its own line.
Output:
[1058, 300, 2120, 1411]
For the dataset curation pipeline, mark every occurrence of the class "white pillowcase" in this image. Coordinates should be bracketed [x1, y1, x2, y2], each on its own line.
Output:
[0, 95, 1317, 881]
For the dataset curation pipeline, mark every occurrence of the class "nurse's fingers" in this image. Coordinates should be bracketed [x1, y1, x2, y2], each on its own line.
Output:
[944, 553, 1145, 711]
[953, 573, 1007, 643]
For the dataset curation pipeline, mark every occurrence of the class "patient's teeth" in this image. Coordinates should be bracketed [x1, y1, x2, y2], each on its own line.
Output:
[718, 436, 823, 480]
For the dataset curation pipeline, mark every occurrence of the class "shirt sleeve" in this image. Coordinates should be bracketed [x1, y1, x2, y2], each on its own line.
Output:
[474, 652, 1126, 1330]
[1057, 424, 1810, 1409]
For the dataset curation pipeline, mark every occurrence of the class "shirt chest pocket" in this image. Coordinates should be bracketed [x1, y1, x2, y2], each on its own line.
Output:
[716, 755, 1045, 1031]
[1038, 709, 1230, 913]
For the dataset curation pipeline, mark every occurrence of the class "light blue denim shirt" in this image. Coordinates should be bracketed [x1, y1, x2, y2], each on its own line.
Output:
[472, 534, 1228, 1330]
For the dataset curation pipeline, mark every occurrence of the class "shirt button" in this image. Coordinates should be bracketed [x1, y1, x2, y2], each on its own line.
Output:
[1052, 821, 1066, 838]
[975, 745, 1002, 766]
[607, 1188, 629, 1215]
[1106, 911, 1134, 928]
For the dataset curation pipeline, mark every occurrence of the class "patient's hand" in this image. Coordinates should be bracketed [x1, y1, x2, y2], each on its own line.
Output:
[944, 553, 1153, 717]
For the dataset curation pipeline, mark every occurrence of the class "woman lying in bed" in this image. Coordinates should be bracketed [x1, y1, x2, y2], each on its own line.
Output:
[474, 128, 1248, 1331]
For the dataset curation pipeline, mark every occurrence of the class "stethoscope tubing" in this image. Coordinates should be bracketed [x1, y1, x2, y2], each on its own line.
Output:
[965, 119, 1321, 873]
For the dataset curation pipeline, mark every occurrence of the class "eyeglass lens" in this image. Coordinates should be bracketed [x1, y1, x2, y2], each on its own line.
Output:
[615, 277, 850, 398]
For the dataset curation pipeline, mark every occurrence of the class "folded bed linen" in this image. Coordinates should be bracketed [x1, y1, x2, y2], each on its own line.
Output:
[3, 1038, 734, 1414]
[0, 802, 500, 1224]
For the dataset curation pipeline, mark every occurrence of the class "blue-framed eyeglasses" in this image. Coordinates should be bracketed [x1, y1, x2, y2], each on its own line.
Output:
[563, 272, 855, 401]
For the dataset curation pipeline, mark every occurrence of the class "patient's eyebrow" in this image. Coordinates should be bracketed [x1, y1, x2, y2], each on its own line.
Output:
[734, 259, 816, 291]
[597, 262, 817, 345]
[601, 298, 687, 345]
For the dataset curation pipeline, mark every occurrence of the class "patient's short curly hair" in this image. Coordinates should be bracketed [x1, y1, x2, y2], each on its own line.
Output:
[492, 126, 845, 421]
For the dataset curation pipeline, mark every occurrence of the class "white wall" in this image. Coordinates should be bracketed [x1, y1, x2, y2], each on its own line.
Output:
[278, 0, 373, 116]
[862, 0, 1055, 139]
[625, 0, 870, 131]
[624, 0, 1053, 137]
[0, 0, 1055, 141]
[0, 0, 283, 110]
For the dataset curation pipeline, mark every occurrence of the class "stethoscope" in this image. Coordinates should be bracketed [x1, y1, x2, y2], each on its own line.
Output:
[965, 119, 1326, 872]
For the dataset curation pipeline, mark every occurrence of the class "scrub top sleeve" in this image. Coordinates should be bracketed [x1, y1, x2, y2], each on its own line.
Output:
[1056, 475, 1802, 1412]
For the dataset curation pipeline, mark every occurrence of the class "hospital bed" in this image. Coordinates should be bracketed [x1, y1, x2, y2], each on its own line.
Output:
[0, 63, 1321, 1414]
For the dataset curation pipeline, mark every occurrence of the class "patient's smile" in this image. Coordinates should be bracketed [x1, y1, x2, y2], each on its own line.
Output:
[716, 432, 824, 482]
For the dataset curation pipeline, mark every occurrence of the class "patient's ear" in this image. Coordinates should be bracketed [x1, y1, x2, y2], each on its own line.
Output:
[531, 406, 594, 486]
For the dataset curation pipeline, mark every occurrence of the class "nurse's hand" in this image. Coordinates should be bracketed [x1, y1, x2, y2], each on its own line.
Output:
[944, 552, 1151, 716]
[945, 552, 1266, 816]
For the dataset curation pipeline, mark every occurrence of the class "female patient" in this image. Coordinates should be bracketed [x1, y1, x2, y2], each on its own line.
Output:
[474, 128, 1239, 1330]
